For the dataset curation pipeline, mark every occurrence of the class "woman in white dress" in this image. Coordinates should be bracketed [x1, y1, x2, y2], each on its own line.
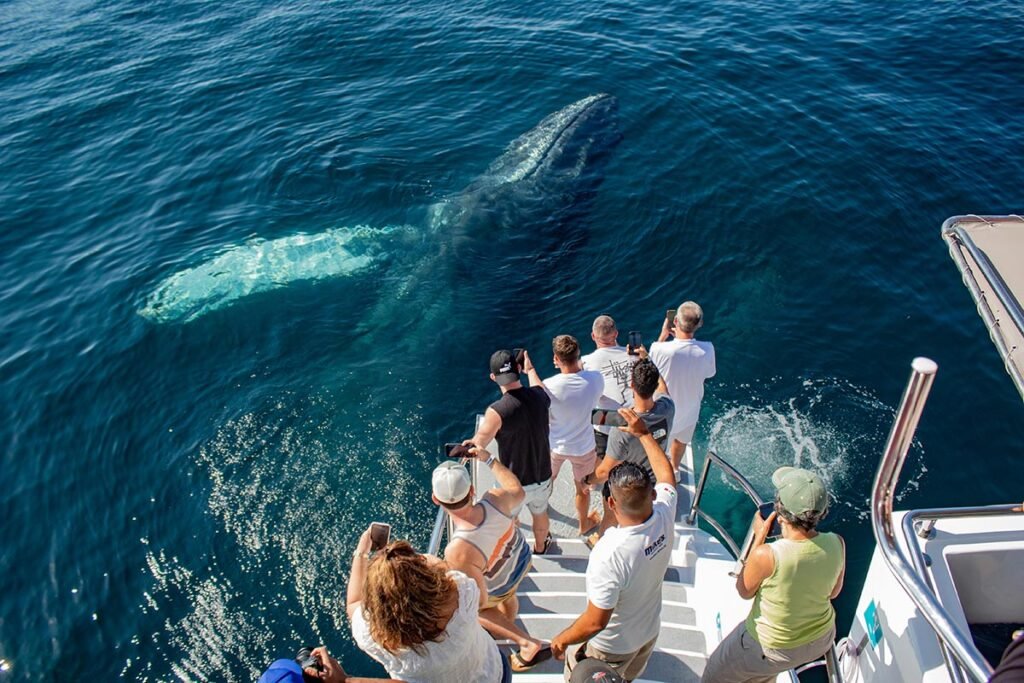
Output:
[347, 529, 509, 683]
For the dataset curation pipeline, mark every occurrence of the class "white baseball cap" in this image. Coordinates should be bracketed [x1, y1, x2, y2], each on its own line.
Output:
[432, 461, 472, 504]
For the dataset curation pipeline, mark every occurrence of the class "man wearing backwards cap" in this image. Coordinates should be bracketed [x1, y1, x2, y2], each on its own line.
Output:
[432, 450, 549, 672]
[469, 348, 554, 554]
[702, 467, 846, 683]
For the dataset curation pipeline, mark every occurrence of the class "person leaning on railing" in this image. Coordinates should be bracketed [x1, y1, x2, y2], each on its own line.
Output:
[345, 527, 511, 683]
[702, 468, 846, 683]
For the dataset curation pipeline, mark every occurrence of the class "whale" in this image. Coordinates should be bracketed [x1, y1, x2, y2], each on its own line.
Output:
[139, 93, 619, 324]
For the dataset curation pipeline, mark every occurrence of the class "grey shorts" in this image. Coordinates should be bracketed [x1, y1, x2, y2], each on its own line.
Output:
[702, 621, 835, 683]
[509, 478, 552, 516]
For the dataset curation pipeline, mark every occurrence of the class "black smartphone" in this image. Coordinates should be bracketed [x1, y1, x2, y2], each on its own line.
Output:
[591, 408, 626, 427]
[444, 442, 471, 458]
[666, 308, 676, 323]
[369, 522, 391, 551]
[512, 348, 525, 367]
[627, 331, 642, 355]
[758, 503, 782, 538]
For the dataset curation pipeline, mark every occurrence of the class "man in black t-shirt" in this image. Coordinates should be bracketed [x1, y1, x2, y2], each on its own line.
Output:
[469, 348, 554, 554]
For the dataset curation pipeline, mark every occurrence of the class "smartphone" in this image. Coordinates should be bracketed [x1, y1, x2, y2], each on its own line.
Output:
[512, 348, 525, 367]
[444, 442, 471, 458]
[758, 503, 782, 538]
[369, 522, 391, 551]
[591, 408, 626, 427]
[666, 308, 676, 322]
[627, 331, 642, 355]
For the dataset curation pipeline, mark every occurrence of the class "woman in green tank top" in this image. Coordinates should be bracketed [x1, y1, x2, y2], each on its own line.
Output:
[702, 467, 846, 683]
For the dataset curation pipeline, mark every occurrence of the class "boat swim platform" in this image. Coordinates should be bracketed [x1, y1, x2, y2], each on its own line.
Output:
[470, 444, 751, 683]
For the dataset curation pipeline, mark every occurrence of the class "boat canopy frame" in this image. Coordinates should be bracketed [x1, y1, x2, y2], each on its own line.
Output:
[942, 214, 1024, 401]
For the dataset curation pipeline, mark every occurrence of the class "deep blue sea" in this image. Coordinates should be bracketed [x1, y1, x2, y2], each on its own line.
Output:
[2, 0, 1023, 680]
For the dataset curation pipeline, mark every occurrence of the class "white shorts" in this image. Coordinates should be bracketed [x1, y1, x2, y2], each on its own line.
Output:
[509, 478, 552, 516]
[671, 421, 696, 444]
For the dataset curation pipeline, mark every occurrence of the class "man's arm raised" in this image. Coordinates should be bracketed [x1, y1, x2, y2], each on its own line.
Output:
[522, 349, 544, 389]
[617, 408, 675, 487]
[471, 445, 524, 514]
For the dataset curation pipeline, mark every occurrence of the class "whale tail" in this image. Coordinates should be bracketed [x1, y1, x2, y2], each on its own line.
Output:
[139, 225, 414, 324]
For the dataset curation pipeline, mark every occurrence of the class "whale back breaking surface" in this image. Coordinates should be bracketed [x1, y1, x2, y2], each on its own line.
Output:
[141, 95, 620, 325]
[139, 225, 411, 323]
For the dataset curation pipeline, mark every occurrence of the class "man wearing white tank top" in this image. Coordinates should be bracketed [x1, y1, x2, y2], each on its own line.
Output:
[433, 448, 550, 672]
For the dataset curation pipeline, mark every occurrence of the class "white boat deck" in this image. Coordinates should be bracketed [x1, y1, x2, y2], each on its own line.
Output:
[471, 445, 750, 683]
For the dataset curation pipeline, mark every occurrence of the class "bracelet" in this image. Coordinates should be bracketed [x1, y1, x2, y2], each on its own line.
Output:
[485, 454, 498, 467]
[352, 551, 371, 561]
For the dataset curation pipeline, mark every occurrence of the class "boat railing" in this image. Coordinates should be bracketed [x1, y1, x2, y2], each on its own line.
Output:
[687, 449, 764, 563]
[870, 357, 995, 682]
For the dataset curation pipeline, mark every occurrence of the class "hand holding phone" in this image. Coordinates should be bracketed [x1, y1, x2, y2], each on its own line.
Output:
[666, 308, 676, 323]
[757, 503, 782, 538]
[627, 331, 642, 356]
[444, 443, 472, 458]
[369, 522, 391, 552]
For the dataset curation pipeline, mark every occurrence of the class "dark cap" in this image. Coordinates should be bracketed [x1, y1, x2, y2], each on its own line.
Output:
[490, 350, 520, 386]
[569, 658, 625, 683]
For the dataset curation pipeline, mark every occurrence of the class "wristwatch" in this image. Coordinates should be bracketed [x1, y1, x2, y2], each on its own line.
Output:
[484, 454, 498, 468]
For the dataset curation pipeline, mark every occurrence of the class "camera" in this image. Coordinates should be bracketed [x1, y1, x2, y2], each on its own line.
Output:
[295, 646, 322, 672]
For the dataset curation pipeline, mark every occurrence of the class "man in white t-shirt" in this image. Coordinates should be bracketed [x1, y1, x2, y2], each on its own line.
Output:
[648, 301, 716, 471]
[529, 334, 605, 535]
[580, 315, 637, 458]
[550, 408, 677, 682]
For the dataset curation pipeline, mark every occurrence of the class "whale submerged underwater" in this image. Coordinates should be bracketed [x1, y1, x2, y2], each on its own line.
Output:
[139, 93, 620, 324]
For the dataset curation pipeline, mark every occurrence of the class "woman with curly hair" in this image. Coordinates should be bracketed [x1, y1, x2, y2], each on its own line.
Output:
[347, 527, 509, 683]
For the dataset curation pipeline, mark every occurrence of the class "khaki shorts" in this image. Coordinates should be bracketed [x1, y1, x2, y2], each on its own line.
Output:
[551, 449, 598, 483]
[702, 621, 835, 683]
[564, 636, 658, 682]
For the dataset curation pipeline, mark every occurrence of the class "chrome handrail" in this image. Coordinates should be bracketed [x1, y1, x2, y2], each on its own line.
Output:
[870, 357, 993, 682]
[686, 450, 766, 576]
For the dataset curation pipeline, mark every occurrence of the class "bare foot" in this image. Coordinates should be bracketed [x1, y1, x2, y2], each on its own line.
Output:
[579, 511, 601, 535]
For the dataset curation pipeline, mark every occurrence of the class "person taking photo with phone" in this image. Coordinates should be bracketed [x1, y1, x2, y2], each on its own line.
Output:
[580, 315, 637, 458]
[346, 525, 511, 683]
[648, 301, 716, 472]
[469, 348, 554, 554]
[431, 449, 550, 673]
[702, 467, 845, 683]
[531, 335, 605, 537]
[584, 358, 674, 546]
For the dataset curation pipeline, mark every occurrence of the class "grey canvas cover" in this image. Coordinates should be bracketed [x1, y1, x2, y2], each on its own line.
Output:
[943, 215, 1024, 401]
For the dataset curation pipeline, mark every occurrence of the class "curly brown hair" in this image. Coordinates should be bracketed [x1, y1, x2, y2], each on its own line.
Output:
[362, 541, 457, 654]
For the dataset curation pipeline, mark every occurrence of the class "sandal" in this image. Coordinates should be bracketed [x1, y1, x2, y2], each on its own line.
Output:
[510, 645, 553, 672]
[583, 532, 600, 550]
[579, 512, 602, 537]
[533, 534, 553, 555]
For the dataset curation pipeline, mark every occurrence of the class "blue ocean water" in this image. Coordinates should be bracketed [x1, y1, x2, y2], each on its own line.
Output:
[1, 0, 1023, 680]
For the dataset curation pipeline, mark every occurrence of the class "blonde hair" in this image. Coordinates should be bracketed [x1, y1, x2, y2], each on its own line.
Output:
[362, 541, 456, 654]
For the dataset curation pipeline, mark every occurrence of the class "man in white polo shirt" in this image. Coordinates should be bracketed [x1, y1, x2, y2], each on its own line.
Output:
[649, 301, 716, 472]
[549, 408, 677, 682]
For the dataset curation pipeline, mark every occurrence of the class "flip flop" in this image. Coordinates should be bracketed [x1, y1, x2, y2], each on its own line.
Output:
[579, 512, 602, 537]
[583, 532, 600, 550]
[533, 534, 553, 555]
[510, 646, 553, 672]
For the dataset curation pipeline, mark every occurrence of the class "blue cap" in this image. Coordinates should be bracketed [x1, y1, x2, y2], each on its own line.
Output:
[258, 659, 304, 683]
